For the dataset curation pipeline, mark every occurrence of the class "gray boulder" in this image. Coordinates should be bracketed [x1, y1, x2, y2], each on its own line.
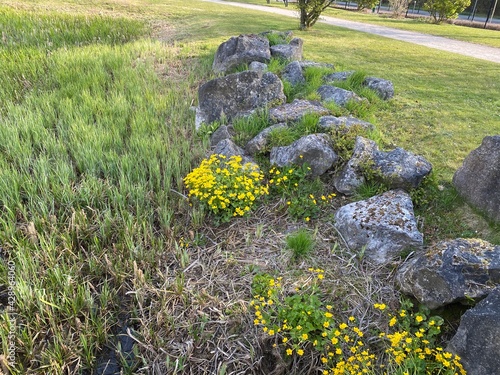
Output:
[269, 99, 330, 124]
[323, 71, 354, 82]
[396, 238, 500, 309]
[334, 189, 423, 264]
[448, 287, 500, 375]
[213, 139, 254, 165]
[270, 38, 303, 61]
[333, 136, 376, 194]
[248, 61, 268, 72]
[210, 125, 234, 148]
[270, 134, 338, 177]
[363, 77, 394, 100]
[245, 123, 288, 156]
[282, 61, 305, 86]
[212, 34, 271, 74]
[333, 137, 433, 195]
[317, 85, 363, 107]
[318, 115, 374, 133]
[453, 135, 500, 223]
[298, 61, 335, 70]
[196, 71, 285, 128]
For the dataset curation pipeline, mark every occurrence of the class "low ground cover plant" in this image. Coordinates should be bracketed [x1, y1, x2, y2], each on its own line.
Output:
[184, 154, 269, 222]
[251, 270, 466, 374]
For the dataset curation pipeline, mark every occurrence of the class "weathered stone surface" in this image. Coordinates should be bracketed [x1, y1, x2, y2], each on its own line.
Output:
[282, 61, 305, 86]
[245, 123, 288, 156]
[270, 38, 303, 61]
[210, 125, 234, 148]
[270, 134, 338, 177]
[269, 99, 330, 124]
[374, 147, 433, 190]
[318, 115, 374, 132]
[334, 190, 423, 264]
[248, 61, 268, 72]
[333, 137, 433, 195]
[317, 85, 363, 106]
[447, 287, 500, 375]
[213, 139, 254, 165]
[298, 61, 335, 70]
[396, 238, 500, 309]
[212, 34, 271, 74]
[333, 136, 376, 194]
[453, 135, 500, 223]
[196, 71, 285, 128]
[364, 77, 394, 100]
[323, 71, 354, 82]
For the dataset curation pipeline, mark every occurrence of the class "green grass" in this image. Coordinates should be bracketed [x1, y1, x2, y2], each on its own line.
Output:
[286, 228, 316, 258]
[0, 0, 499, 374]
[233, 0, 500, 48]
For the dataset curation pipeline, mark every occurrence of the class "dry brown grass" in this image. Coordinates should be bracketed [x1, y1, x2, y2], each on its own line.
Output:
[128, 196, 402, 374]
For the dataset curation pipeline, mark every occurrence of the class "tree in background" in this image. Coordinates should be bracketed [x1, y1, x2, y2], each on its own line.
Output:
[424, 0, 471, 21]
[357, 0, 380, 10]
[389, 0, 410, 17]
[296, 0, 335, 29]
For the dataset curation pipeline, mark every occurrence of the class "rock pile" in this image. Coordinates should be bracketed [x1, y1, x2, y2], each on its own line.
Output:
[194, 31, 500, 375]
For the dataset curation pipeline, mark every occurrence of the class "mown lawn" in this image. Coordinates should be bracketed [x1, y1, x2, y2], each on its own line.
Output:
[0, 0, 499, 374]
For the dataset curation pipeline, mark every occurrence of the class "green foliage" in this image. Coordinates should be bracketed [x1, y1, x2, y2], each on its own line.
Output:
[251, 274, 466, 374]
[357, 0, 380, 10]
[263, 31, 293, 46]
[267, 127, 297, 148]
[286, 228, 315, 258]
[266, 57, 288, 75]
[329, 124, 372, 163]
[232, 110, 270, 146]
[183, 154, 269, 222]
[424, 0, 472, 22]
[268, 164, 336, 220]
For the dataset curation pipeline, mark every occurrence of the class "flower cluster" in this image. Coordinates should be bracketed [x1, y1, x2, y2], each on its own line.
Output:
[375, 300, 466, 375]
[250, 269, 376, 374]
[268, 163, 336, 221]
[184, 154, 268, 222]
[250, 270, 467, 375]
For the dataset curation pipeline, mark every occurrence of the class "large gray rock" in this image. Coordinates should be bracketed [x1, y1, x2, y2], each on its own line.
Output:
[448, 287, 500, 375]
[317, 85, 363, 107]
[282, 61, 305, 86]
[318, 115, 374, 133]
[334, 190, 423, 264]
[213, 139, 254, 165]
[396, 238, 500, 309]
[245, 123, 288, 156]
[333, 136, 376, 194]
[270, 134, 338, 177]
[363, 77, 394, 100]
[248, 61, 268, 72]
[212, 34, 271, 74]
[270, 38, 303, 61]
[333, 137, 432, 195]
[210, 125, 234, 148]
[323, 71, 354, 82]
[196, 71, 285, 128]
[453, 135, 500, 223]
[269, 99, 330, 124]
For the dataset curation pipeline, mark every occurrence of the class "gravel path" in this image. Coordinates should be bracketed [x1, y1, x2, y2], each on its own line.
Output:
[205, 0, 500, 64]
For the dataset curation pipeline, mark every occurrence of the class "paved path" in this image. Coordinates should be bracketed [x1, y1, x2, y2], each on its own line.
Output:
[205, 0, 500, 64]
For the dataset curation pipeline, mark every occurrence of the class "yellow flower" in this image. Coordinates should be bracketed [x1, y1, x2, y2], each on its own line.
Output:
[268, 329, 275, 335]
[374, 303, 387, 310]
[282, 337, 288, 343]
[325, 312, 333, 318]
[301, 333, 309, 340]
[286, 348, 293, 356]
[389, 317, 397, 327]
[323, 321, 330, 328]
[297, 349, 304, 356]
[305, 217, 310, 222]
[348, 316, 355, 322]
[321, 357, 328, 364]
